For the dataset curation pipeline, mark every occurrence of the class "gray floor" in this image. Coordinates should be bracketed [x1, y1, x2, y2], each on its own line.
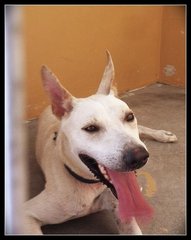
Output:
[25, 83, 186, 235]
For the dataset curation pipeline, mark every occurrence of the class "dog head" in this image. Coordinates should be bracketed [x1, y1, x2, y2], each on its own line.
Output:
[41, 51, 149, 184]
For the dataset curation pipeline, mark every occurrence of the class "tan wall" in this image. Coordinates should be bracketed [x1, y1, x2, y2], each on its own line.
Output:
[22, 6, 185, 120]
[159, 6, 185, 87]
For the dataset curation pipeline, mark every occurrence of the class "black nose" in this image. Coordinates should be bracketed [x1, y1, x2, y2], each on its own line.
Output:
[123, 146, 149, 171]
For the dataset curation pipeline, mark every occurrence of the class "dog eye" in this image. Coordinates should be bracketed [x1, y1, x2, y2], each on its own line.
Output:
[82, 125, 100, 133]
[125, 113, 134, 122]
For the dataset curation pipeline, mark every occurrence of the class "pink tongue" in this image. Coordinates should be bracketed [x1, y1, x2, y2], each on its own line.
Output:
[107, 169, 153, 223]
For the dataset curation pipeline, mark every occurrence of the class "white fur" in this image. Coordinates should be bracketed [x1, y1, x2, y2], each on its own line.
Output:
[23, 51, 177, 235]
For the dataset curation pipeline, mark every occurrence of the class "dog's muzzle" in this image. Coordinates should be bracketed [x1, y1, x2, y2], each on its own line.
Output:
[78, 147, 149, 198]
[79, 154, 117, 198]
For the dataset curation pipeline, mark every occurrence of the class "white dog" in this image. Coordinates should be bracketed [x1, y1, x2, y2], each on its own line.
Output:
[24, 51, 177, 235]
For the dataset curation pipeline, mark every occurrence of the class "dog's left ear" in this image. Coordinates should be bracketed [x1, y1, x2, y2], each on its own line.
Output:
[41, 65, 73, 119]
[96, 50, 115, 95]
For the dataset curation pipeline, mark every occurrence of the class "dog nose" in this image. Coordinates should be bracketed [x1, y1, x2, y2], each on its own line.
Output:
[123, 146, 149, 171]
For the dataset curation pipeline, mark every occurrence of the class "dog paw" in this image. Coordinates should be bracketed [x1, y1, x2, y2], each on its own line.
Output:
[118, 225, 142, 235]
[155, 130, 178, 143]
[117, 217, 143, 235]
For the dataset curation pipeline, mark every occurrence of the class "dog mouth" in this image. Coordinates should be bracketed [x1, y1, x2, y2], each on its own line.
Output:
[78, 154, 117, 198]
[79, 153, 153, 222]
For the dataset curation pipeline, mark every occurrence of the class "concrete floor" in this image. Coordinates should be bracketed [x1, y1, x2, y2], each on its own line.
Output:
[25, 83, 185, 235]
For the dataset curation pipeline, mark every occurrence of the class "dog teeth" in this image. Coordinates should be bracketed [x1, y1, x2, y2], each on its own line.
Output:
[98, 164, 112, 184]
[98, 164, 106, 174]
[104, 174, 109, 180]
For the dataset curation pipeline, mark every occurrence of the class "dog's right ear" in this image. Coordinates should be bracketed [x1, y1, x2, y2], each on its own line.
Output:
[41, 65, 73, 119]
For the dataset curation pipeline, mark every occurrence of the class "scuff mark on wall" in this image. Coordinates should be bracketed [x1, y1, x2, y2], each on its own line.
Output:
[163, 65, 176, 77]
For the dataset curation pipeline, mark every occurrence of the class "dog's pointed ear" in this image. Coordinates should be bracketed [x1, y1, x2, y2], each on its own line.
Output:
[41, 65, 73, 118]
[96, 50, 115, 95]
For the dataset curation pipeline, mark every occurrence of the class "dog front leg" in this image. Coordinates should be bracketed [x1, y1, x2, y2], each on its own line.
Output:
[138, 125, 177, 143]
[23, 191, 48, 234]
[23, 189, 61, 235]
[23, 215, 43, 235]
[91, 189, 142, 235]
